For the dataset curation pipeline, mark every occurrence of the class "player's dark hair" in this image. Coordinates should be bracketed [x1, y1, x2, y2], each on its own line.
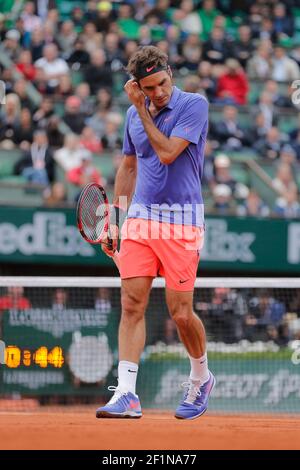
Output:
[125, 46, 168, 79]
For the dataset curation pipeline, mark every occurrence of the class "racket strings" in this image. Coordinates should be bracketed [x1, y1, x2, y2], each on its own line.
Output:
[80, 187, 108, 242]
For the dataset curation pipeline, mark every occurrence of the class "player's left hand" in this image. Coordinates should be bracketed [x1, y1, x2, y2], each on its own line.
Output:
[124, 79, 146, 109]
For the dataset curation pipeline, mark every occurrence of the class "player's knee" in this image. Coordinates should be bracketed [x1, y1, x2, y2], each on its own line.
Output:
[169, 303, 192, 330]
[121, 289, 146, 321]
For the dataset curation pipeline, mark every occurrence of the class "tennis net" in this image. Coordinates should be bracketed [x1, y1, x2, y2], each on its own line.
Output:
[0, 277, 299, 414]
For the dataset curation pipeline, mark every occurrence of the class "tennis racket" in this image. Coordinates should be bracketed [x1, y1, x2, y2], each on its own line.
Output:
[76, 183, 120, 269]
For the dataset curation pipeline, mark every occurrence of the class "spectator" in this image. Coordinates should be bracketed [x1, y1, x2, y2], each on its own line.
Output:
[274, 187, 300, 218]
[173, 0, 202, 36]
[21, 1, 42, 33]
[248, 112, 269, 143]
[121, 40, 139, 67]
[257, 17, 277, 43]
[0, 13, 7, 42]
[66, 37, 91, 69]
[93, 1, 114, 35]
[256, 92, 276, 130]
[117, 3, 140, 40]
[212, 184, 235, 215]
[183, 75, 202, 94]
[237, 189, 270, 217]
[81, 22, 103, 55]
[263, 79, 292, 108]
[0, 286, 31, 310]
[80, 126, 103, 154]
[181, 33, 202, 71]
[198, 0, 221, 40]
[233, 25, 254, 68]
[12, 107, 34, 148]
[94, 288, 112, 315]
[14, 130, 54, 185]
[266, 324, 290, 347]
[33, 1, 57, 21]
[104, 32, 122, 66]
[279, 145, 297, 167]
[71, 6, 85, 33]
[13, 78, 35, 112]
[67, 152, 103, 189]
[85, 106, 106, 138]
[44, 182, 67, 208]
[46, 115, 64, 149]
[2, 29, 21, 61]
[101, 112, 123, 151]
[96, 87, 113, 112]
[35, 43, 69, 92]
[272, 162, 297, 198]
[247, 41, 272, 80]
[271, 44, 300, 82]
[52, 288, 68, 310]
[244, 290, 286, 342]
[216, 58, 249, 105]
[0, 93, 21, 148]
[166, 24, 181, 67]
[273, 3, 294, 39]
[203, 26, 231, 64]
[32, 97, 55, 129]
[63, 95, 86, 135]
[55, 74, 74, 98]
[255, 126, 284, 160]
[75, 83, 94, 116]
[195, 287, 246, 343]
[213, 153, 238, 190]
[15, 49, 37, 81]
[213, 106, 249, 150]
[197, 61, 217, 101]
[54, 134, 86, 172]
[84, 49, 113, 94]
[290, 131, 300, 161]
[30, 27, 46, 62]
[57, 20, 77, 57]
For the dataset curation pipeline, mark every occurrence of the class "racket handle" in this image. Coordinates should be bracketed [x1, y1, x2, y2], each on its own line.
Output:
[107, 238, 120, 270]
[107, 238, 114, 251]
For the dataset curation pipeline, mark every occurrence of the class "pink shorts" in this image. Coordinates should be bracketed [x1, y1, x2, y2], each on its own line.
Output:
[119, 218, 204, 291]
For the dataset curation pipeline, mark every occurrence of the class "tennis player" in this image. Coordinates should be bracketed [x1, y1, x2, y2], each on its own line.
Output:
[96, 46, 215, 420]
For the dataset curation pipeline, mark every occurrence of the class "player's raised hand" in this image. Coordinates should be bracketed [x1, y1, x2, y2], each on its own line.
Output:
[124, 79, 146, 109]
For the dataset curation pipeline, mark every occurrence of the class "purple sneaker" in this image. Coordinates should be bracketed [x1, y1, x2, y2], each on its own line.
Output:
[96, 386, 142, 419]
[175, 371, 216, 420]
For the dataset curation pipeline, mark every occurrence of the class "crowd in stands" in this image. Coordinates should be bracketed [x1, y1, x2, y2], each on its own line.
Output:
[0, 0, 300, 218]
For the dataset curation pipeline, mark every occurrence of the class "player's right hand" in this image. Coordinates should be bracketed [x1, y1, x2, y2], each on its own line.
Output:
[101, 224, 119, 258]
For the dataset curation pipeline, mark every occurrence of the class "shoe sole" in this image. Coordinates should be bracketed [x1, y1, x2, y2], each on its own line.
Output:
[174, 375, 216, 420]
[96, 410, 142, 419]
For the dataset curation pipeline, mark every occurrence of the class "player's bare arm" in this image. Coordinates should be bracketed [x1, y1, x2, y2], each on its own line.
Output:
[124, 79, 190, 165]
[113, 154, 137, 210]
[101, 155, 137, 258]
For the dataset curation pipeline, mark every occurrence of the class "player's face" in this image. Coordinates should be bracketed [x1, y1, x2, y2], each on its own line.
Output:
[139, 70, 173, 109]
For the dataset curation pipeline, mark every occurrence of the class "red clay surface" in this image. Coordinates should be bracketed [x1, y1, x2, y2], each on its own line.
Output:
[0, 409, 299, 450]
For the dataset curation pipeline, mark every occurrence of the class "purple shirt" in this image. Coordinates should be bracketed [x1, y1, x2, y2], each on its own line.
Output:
[122, 86, 208, 227]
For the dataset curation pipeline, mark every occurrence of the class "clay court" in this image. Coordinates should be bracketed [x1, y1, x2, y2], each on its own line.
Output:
[0, 409, 299, 450]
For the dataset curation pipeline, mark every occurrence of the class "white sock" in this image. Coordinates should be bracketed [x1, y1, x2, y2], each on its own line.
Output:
[117, 360, 138, 395]
[189, 353, 209, 384]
